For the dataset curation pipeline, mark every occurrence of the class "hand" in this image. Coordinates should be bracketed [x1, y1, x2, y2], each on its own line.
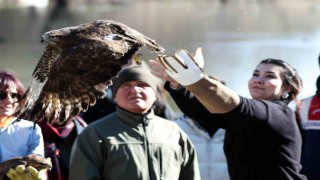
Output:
[192, 47, 204, 68]
[149, 57, 175, 82]
[158, 48, 205, 86]
[6, 165, 48, 180]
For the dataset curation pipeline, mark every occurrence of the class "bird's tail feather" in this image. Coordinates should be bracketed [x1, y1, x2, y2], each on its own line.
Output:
[15, 79, 46, 120]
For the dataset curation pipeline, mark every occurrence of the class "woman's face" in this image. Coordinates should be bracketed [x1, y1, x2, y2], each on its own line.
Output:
[248, 63, 289, 100]
[0, 86, 19, 116]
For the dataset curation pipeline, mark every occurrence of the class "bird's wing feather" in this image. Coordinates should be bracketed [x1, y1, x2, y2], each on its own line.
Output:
[17, 19, 165, 124]
[32, 45, 60, 82]
[24, 39, 137, 124]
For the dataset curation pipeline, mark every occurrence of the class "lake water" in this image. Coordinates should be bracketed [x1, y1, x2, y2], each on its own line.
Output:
[0, 0, 320, 109]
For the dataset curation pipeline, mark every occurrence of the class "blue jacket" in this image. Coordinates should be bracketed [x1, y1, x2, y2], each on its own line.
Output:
[0, 119, 44, 163]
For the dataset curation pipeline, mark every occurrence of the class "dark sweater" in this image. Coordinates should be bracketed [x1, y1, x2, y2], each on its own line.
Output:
[165, 82, 307, 180]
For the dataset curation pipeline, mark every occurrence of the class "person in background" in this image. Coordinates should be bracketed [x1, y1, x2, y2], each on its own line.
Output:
[175, 115, 228, 180]
[174, 76, 229, 180]
[38, 115, 87, 180]
[150, 48, 306, 180]
[153, 85, 178, 120]
[318, 52, 320, 68]
[80, 89, 116, 124]
[296, 74, 320, 180]
[69, 65, 200, 180]
[0, 71, 45, 179]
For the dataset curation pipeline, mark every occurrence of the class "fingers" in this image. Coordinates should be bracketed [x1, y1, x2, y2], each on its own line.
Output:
[149, 58, 165, 70]
[27, 166, 39, 177]
[27, 166, 48, 180]
[175, 49, 204, 70]
[149, 57, 175, 82]
[160, 55, 190, 75]
[6, 165, 47, 180]
[159, 56, 180, 73]
[149, 59, 165, 78]
[6, 168, 19, 180]
[6, 167, 24, 180]
[15, 165, 26, 173]
[175, 49, 197, 68]
[194, 47, 204, 68]
[149, 48, 205, 86]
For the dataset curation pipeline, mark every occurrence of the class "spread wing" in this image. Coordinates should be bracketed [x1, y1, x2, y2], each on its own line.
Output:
[17, 19, 165, 124]
[21, 40, 140, 124]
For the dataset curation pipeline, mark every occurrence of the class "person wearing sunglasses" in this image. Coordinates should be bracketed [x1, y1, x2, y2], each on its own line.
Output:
[0, 71, 46, 179]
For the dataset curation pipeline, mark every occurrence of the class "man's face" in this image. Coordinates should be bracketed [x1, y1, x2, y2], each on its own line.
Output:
[114, 81, 156, 114]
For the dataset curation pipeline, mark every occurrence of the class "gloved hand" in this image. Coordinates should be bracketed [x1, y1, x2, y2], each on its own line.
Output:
[192, 47, 204, 68]
[158, 47, 205, 86]
[6, 165, 48, 180]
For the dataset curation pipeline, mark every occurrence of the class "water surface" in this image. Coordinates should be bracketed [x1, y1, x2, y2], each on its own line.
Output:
[0, 0, 319, 104]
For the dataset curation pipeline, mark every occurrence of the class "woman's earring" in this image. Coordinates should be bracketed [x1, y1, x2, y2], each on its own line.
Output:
[281, 93, 289, 99]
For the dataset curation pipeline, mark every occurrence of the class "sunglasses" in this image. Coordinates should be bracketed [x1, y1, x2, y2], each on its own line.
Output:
[0, 92, 21, 101]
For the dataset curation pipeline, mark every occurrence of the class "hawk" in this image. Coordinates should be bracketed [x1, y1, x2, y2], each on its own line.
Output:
[17, 19, 165, 124]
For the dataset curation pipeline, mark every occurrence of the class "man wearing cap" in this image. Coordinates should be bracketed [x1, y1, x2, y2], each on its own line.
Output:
[69, 65, 200, 180]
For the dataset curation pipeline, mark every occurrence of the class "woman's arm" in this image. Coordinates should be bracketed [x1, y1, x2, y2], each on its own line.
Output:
[164, 82, 210, 119]
[164, 81, 227, 128]
[185, 75, 240, 113]
[150, 53, 240, 114]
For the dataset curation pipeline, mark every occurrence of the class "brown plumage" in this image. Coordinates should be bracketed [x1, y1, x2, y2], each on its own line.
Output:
[17, 19, 165, 124]
[0, 154, 52, 180]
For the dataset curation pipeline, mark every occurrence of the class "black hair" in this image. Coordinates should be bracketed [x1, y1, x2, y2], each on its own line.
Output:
[260, 58, 302, 104]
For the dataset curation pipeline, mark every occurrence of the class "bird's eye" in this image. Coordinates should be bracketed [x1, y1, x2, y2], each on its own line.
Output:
[104, 34, 122, 40]
[50, 36, 60, 41]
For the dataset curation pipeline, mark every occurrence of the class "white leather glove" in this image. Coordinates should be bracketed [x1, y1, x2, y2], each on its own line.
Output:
[193, 47, 204, 68]
[158, 47, 205, 86]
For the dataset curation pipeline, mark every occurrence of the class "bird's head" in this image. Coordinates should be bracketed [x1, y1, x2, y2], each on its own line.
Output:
[41, 27, 75, 45]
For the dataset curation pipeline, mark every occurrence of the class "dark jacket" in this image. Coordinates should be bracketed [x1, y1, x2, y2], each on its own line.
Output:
[69, 107, 200, 180]
[296, 95, 320, 180]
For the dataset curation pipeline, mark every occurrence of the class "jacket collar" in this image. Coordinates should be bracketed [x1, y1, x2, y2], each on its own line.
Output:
[115, 106, 155, 126]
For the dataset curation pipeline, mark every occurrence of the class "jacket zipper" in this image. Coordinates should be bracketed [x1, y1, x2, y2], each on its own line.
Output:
[142, 115, 152, 180]
[158, 148, 164, 180]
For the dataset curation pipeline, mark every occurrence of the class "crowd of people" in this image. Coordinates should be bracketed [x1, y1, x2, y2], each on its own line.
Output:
[0, 48, 319, 180]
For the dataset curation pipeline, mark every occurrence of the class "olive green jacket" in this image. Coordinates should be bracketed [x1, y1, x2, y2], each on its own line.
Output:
[69, 107, 200, 180]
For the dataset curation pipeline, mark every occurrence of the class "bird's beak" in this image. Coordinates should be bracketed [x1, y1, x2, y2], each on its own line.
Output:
[41, 38, 44, 43]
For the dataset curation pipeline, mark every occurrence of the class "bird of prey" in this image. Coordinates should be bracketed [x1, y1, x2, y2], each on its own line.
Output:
[0, 154, 52, 180]
[17, 19, 165, 124]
